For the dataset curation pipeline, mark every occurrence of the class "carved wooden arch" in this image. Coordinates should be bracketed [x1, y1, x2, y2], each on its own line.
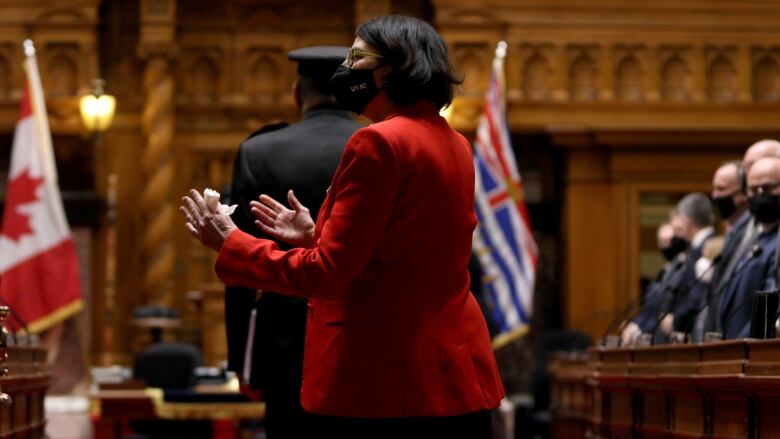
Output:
[659, 48, 691, 102]
[752, 50, 780, 102]
[706, 48, 737, 102]
[568, 46, 598, 101]
[614, 53, 644, 102]
[240, 8, 288, 31]
[245, 48, 285, 103]
[520, 46, 552, 101]
[44, 45, 79, 97]
[451, 42, 490, 96]
[181, 49, 222, 104]
[33, 5, 90, 24]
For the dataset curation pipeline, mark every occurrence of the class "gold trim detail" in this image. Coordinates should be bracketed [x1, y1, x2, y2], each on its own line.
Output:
[28, 300, 83, 333]
[492, 325, 529, 350]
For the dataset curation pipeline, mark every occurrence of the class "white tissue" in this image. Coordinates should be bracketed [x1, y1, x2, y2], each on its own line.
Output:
[203, 188, 220, 211]
[203, 188, 237, 215]
[695, 257, 714, 283]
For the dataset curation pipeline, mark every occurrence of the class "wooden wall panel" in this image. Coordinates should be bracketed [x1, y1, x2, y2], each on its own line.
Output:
[564, 149, 619, 338]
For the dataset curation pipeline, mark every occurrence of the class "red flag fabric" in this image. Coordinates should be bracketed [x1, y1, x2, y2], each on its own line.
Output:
[0, 40, 82, 333]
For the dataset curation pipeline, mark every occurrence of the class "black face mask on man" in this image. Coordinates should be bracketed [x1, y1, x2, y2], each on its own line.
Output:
[663, 236, 689, 261]
[748, 193, 780, 224]
[712, 193, 738, 219]
[330, 65, 381, 115]
[660, 244, 679, 262]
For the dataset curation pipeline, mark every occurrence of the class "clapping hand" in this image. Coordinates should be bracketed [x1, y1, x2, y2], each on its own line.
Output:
[620, 321, 641, 347]
[180, 189, 237, 252]
[251, 189, 315, 248]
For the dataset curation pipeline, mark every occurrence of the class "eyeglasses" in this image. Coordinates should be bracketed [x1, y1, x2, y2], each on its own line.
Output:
[346, 47, 386, 67]
[747, 181, 780, 195]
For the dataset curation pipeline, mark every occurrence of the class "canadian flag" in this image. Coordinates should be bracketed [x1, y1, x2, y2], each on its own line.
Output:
[0, 40, 82, 333]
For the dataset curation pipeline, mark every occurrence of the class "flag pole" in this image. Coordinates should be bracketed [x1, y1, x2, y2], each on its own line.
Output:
[22, 40, 58, 183]
[494, 41, 508, 112]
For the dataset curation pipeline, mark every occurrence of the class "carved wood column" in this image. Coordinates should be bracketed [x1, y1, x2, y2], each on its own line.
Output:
[551, 44, 569, 101]
[645, 46, 661, 102]
[138, 0, 177, 307]
[598, 46, 615, 101]
[690, 46, 706, 102]
[736, 45, 752, 103]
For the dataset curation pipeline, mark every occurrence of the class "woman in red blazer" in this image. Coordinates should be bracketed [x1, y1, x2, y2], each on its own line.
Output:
[182, 15, 504, 437]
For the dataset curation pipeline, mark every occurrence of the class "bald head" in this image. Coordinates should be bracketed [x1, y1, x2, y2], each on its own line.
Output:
[743, 139, 780, 172]
[747, 157, 780, 192]
[747, 157, 780, 225]
[712, 162, 743, 198]
[711, 161, 748, 223]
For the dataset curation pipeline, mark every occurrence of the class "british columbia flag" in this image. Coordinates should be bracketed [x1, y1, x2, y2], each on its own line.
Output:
[472, 41, 539, 346]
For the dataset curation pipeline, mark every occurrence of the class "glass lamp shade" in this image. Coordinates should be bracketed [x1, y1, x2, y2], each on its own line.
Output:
[79, 93, 116, 132]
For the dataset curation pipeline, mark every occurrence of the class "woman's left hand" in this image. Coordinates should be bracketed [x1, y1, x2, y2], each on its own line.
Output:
[180, 189, 237, 252]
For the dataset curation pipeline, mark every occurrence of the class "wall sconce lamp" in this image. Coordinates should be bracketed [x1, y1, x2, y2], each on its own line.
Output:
[80, 79, 116, 133]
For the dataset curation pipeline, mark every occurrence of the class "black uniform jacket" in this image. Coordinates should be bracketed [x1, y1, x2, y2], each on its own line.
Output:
[225, 107, 360, 394]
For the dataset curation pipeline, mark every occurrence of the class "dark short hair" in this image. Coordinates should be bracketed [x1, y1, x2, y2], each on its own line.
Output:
[676, 192, 714, 227]
[356, 15, 462, 109]
[297, 74, 336, 102]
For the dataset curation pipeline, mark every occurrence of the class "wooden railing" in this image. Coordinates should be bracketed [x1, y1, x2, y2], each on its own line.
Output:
[0, 307, 49, 439]
[550, 339, 780, 438]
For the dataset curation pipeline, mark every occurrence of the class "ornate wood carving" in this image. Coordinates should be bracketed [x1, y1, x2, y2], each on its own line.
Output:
[615, 53, 644, 102]
[246, 49, 283, 103]
[181, 50, 222, 104]
[44, 44, 79, 98]
[568, 46, 598, 101]
[660, 49, 692, 102]
[452, 43, 490, 95]
[138, 0, 177, 307]
[140, 55, 176, 307]
[522, 48, 553, 101]
[753, 49, 780, 102]
[706, 47, 737, 102]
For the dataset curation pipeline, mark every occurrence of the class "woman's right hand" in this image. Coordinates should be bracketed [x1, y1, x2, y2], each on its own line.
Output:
[250, 189, 315, 248]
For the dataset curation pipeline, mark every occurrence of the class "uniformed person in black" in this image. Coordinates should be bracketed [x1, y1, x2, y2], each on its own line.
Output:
[225, 46, 361, 437]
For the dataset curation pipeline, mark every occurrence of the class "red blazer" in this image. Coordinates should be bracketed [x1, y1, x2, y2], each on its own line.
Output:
[216, 100, 504, 417]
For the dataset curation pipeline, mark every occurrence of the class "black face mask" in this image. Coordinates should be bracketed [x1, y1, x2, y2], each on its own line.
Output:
[712, 193, 738, 219]
[660, 244, 680, 262]
[330, 65, 381, 115]
[749, 193, 780, 224]
[663, 236, 689, 261]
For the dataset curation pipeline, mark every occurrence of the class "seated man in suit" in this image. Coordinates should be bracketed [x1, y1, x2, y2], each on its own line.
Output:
[703, 144, 780, 335]
[621, 222, 681, 345]
[718, 157, 780, 339]
[658, 193, 716, 340]
[689, 161, 750, 340]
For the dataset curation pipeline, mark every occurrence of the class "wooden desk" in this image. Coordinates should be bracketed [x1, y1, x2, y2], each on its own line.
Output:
[549, 339, 780, 439]
[90, 388, 265, 439]
[0, 345, 49, 439]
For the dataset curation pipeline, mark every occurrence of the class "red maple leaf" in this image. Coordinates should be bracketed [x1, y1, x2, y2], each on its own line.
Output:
[1, 169, 43, 242]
